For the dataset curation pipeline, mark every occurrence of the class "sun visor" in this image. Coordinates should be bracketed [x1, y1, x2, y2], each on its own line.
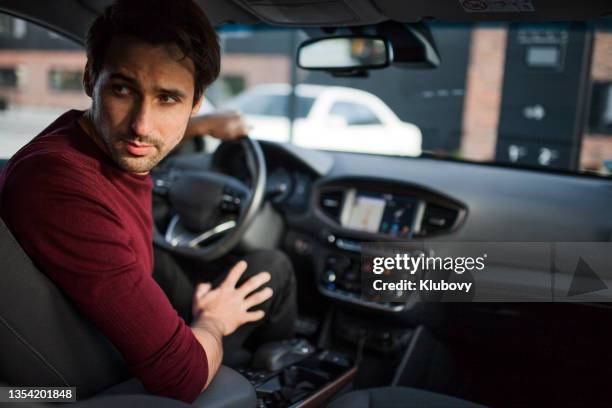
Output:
[231, 0, 386, 26]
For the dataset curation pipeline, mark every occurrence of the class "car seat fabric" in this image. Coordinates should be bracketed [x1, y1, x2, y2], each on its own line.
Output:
[0, 217, 129, 398]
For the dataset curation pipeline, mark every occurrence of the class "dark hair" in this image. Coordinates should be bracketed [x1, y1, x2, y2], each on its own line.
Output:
[86, 0, 220, 104]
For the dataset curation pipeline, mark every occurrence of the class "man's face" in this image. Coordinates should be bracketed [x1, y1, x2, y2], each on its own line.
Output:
[87, 37, 201, 174]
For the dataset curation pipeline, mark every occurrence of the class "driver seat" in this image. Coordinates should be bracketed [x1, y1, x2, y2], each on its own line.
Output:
[0, 216, 256, 407]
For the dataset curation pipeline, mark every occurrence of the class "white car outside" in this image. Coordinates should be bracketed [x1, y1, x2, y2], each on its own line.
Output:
[223, 83, 422, 157]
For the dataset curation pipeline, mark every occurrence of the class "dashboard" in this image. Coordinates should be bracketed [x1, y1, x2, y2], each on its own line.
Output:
[215, 142, 466, 239]
[249, 141, 612, 313]
[251, 141, 611, 243]
[158, 140, 612, 314]
[214, 144, 462, 312]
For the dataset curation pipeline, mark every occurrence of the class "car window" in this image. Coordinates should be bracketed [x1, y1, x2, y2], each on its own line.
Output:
[329, 101, 382, 126]
[294, 96, 315, 118]
[0, 14, 88, 159]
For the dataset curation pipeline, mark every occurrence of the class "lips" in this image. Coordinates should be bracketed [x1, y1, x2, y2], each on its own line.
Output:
[125, 141, 154, 156]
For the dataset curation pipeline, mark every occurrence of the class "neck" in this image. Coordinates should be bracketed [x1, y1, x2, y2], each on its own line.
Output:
[78, 110, 110, 157]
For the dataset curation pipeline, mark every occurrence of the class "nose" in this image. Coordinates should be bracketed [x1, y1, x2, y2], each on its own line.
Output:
[130, 100, 153, 138]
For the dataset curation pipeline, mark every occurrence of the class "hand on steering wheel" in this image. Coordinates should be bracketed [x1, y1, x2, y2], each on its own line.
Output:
[186, 110, 251, 142]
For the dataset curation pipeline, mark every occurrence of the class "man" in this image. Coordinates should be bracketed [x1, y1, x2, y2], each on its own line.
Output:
[0, 0, 297, 403]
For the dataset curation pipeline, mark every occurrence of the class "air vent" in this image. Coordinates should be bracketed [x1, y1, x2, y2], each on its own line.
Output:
[421, 204, 458, 235]
[319, 190, 344, 221]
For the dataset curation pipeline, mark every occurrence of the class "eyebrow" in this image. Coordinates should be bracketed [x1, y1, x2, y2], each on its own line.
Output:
[109, 72, 188, 99]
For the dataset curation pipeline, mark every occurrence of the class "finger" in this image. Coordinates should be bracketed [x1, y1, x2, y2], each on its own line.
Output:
[228, 112, 243, 121]
[243, 287, 274, 309]
[223, 260, 248, 289]
[242, 310, 265, 323]
[237, 271, 271, 297]
[229, 120, 248, 138]
[237, 123, 249, 136]
[195, 282, 212, 299]
[192, 283, 211, 318]
[224, 108, 242, 117]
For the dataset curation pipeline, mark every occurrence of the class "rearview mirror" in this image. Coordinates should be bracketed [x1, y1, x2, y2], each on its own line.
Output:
[297, 36, 391, 72]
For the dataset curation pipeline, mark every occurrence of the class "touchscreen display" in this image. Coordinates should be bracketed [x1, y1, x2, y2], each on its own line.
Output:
[343, 191, 418, 237]
[345, 194, 386, 232]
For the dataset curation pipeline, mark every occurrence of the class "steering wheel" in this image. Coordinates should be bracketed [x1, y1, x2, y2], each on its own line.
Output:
[152, 137, 266, 262]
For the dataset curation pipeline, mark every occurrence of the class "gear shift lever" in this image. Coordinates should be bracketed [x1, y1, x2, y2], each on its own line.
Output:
[252, 339, 316, 371]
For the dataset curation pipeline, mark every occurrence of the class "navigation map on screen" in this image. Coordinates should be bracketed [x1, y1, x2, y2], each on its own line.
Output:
[345, 195, 386, 232]
[343, 192, 418, 237]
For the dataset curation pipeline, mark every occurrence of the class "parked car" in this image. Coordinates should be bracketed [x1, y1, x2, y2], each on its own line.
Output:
[224, 83, 422, 156]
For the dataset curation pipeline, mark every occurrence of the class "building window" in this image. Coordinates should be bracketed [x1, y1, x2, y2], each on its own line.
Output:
[589, 81, 612, 136]
[12, 19, 26, 39]
[0, 67, 18, 88]
[48, 69, 83, 92]
[0, 15, 11, 37]
[0, 15, 26, 39]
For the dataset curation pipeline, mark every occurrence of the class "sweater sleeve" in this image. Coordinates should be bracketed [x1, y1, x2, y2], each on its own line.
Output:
[0, 153, 208, 403]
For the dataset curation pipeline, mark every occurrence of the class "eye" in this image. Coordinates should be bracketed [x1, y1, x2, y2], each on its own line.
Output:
[112, 84, 131, 96]
[159, 94, 180, 104]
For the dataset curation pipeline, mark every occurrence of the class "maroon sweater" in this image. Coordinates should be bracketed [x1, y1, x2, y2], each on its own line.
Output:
[0, 110, 207, 402]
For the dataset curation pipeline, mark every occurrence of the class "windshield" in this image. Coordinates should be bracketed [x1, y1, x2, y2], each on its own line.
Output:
[207, 23, 612, 177]
[0, 18, 610, 177]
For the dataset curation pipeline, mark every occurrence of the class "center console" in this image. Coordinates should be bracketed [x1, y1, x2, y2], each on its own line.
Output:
[238, 340, 356, 408]
[308, 177, 467, 312]
[268, 177, 470, 403]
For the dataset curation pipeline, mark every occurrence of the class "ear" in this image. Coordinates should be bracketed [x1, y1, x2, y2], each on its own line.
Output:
[191, 94, 204, 116]
[83, 63, 94, 97]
